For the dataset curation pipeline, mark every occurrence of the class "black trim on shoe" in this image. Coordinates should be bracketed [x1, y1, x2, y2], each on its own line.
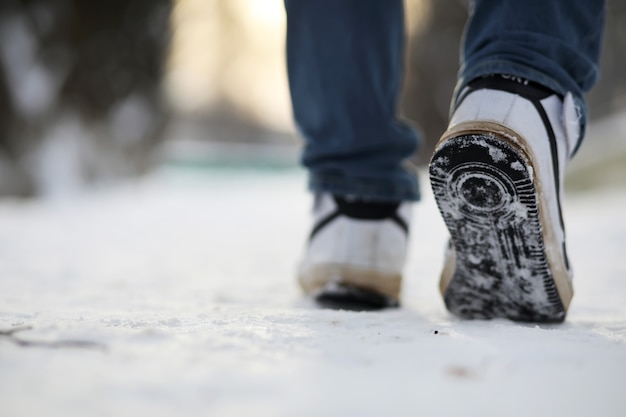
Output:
[456, 75, 560, 111]
[309, 211, 341, 240]
[531, 101, 571, 270]
[333, 196, 400, 219]
[309, 196, 409, 240]
[390, 213, 409, 235]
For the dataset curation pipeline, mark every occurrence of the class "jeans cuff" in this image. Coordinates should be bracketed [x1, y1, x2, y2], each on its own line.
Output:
[308, 172, 420, 202]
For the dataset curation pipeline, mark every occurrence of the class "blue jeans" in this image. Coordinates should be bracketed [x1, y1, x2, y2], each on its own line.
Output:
[285, 0, 605, 202]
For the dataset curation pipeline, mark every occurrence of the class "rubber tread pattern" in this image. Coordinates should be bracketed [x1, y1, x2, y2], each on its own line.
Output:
[429, 133, 566, 322]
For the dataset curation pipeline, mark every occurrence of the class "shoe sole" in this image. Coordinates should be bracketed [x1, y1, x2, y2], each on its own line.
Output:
[314, 283, 400, 311]
[429, 122, 570, 322]
[299, 263, 401, 309]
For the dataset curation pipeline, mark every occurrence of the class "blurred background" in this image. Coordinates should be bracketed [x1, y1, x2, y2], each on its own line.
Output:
[0, 0, 625, 198]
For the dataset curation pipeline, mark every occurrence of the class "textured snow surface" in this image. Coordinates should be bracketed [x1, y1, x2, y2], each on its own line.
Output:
[1, 168, 625, 417]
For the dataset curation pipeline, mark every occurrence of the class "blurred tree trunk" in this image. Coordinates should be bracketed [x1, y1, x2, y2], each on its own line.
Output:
[0, 0, 172, 196]
[587, 0, 626, 119]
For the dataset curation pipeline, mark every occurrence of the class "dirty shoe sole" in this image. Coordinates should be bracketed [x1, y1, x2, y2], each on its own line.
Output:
[429, 123, 567, 322]
[314, 282, 400, 311]
[299, 263, 402, 311]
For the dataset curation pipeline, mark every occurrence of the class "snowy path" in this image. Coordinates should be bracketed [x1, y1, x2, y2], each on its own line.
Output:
[1, 168, 625, 417]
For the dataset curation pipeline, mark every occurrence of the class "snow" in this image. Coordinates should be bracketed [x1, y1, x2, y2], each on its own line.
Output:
[1, 167, 625, 417]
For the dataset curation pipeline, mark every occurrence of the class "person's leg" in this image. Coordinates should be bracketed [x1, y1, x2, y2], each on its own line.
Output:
[430, 0, 606, 322]
[457, 0, 606, 152]
[284, 0, 417, 309]
[285, 0, 419, 202]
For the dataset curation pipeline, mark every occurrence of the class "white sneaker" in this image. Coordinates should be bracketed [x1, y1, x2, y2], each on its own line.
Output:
[298, 193, 412, 310]
[429, 75, 580, 322]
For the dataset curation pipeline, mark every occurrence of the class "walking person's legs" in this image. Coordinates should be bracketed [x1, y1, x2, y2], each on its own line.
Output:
[284, 0, 418, 309]
[285, 0, 606, 320]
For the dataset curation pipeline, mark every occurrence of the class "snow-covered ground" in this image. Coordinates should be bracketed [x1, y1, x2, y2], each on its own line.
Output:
[1, 167, 625, 417]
